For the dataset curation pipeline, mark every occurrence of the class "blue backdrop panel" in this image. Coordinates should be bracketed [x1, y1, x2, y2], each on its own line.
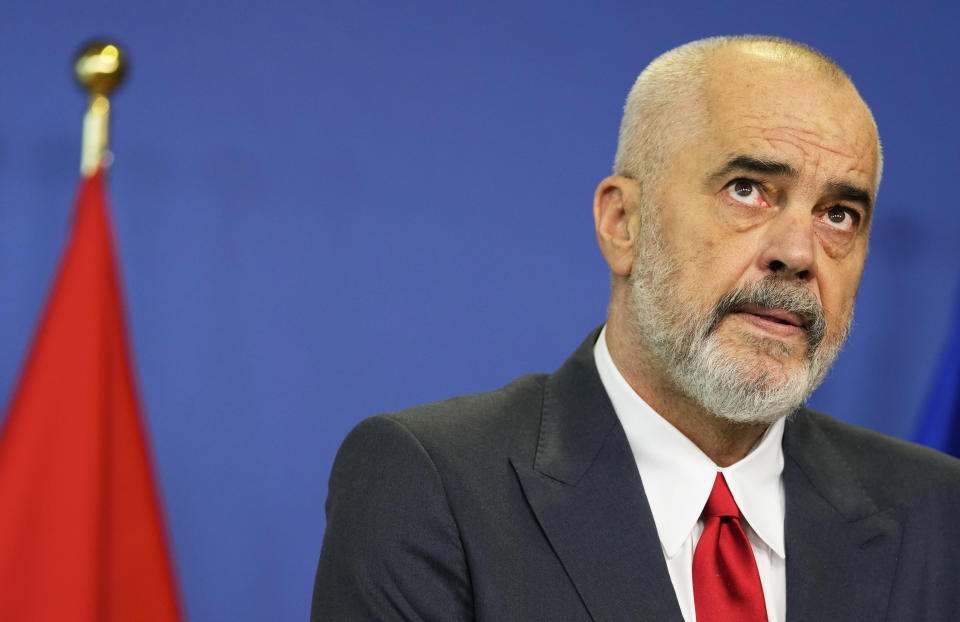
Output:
[916, 295, 960, 457]
[1, 1, 958, 620]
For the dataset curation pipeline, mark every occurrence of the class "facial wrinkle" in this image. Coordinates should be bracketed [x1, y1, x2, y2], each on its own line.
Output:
[762, 126, 857, 159]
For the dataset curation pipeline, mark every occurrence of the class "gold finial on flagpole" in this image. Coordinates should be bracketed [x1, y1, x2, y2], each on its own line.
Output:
[74, 41, 127, 176]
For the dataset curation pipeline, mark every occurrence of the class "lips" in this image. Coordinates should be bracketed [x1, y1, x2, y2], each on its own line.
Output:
[736, 304, 805, 329]
[728, 303, 811, 341]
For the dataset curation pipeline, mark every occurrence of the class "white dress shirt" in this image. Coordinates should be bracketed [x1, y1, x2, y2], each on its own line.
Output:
[594, 327, 786, 622]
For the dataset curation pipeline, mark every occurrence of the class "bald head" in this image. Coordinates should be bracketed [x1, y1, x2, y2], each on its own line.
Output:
[613, 36, 882, 196]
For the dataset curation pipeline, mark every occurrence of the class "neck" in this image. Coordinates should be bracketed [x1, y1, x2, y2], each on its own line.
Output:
[605, 303, 769, 468]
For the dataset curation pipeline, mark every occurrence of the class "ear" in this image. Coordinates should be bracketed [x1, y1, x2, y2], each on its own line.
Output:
[594, 175, 641, 277]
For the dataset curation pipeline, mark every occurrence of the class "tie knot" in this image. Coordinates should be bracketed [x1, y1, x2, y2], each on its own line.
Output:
[702, 472, 740, 519]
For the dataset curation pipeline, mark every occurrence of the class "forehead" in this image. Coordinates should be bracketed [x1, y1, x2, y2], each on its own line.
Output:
[698, 47, 879, 190]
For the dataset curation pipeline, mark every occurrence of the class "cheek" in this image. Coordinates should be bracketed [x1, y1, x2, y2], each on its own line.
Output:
[819, 270, 861, 332]
[687, 219, 757, 270]
[655, 191, 767, 302]
[716, 192, 777, 232]
[673, 231, 757, 306]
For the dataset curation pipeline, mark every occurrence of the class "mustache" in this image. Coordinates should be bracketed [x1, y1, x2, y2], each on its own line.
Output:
[705, 277, 827, 352]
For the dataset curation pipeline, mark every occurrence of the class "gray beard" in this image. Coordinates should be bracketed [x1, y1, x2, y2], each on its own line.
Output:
[626, 221, 850, 425]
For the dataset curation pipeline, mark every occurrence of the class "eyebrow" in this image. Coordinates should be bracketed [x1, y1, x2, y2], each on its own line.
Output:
[708, 155, 799, 181]
[707, 154, 874, 216]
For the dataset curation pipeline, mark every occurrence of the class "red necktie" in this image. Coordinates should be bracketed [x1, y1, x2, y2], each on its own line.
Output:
[692, 472, 768, 622]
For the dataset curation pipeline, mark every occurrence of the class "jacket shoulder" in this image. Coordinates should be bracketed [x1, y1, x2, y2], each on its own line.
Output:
[379, 372, 549, 462]
[793, 408, 960, 507]
[313, 373, 551, 619]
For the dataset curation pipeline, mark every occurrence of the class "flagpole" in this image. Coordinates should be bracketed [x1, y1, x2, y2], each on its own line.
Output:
[74, 41, 127, 177]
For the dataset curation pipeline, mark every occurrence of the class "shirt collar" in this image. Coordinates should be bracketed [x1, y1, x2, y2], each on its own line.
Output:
[593, 326, 785, 559]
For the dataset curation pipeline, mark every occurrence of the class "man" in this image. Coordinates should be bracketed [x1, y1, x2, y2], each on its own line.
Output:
[312, 36, 960, 621]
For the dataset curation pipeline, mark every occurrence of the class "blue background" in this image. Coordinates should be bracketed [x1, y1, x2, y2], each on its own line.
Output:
[1, 1, 958, 620]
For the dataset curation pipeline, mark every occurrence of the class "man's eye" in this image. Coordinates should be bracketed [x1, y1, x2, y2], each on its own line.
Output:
[732, 180, 755, 197]
[724, 179, 766, 207]
[823, 206, 858, 232]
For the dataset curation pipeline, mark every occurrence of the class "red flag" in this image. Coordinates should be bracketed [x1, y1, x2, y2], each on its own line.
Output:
[0, 170, 183, 621]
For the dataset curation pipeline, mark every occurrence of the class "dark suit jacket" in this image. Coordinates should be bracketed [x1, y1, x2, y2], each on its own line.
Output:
[312, 329, 960, 621]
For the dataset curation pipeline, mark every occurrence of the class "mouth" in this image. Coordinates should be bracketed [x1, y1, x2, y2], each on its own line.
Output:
[730, 303, 806, 337]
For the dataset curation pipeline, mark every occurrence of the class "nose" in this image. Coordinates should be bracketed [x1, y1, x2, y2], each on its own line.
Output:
[757, 211, 817, 281]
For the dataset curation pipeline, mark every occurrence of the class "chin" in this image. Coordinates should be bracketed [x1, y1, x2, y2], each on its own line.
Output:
[670, 333, 820, 425]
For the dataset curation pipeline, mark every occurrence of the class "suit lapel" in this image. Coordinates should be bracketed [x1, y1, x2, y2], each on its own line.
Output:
[782, 411, 903, 621]
[512, 330, 684, 622]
